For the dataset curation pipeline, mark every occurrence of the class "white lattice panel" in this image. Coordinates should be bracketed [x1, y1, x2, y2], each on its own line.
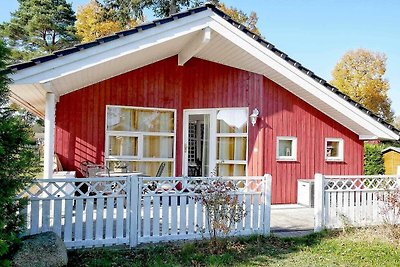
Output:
[322, 175, 400, 228]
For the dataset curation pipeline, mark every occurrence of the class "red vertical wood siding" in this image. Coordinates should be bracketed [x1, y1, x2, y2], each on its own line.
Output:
[55, 56, 364, 204]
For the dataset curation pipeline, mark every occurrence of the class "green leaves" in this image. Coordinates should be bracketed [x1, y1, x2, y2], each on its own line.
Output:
[0, 41, 38, 264]
[364, 143, 385, 175]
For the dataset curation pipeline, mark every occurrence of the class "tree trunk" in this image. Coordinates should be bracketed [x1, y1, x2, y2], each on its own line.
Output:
[169, 0, 177, 15]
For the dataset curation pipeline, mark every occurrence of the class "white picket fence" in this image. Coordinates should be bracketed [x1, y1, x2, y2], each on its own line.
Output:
[17, 175, 272, 248]
[314, 174, 400, 231]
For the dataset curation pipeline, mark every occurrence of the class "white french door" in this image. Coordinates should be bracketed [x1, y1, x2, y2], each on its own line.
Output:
[183, 108, 248, 177]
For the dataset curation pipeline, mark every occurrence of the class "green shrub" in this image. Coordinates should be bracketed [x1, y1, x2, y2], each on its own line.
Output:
[0, 41, 39, 265]
[364, 143, 385, 175]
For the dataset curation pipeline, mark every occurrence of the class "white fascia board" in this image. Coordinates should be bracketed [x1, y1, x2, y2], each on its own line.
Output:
[208, 14, 399, 140]
[10, 10, 215, 84]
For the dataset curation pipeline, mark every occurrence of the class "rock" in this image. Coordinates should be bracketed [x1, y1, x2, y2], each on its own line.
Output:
[12, 231, 68, 267]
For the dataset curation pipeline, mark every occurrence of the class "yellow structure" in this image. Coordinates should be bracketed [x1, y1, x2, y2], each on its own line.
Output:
[382, 147, 400, 175]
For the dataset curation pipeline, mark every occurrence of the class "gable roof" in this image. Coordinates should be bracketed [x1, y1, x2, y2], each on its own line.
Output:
[382, 146, 400, 154]
[6, 3, 399, 140]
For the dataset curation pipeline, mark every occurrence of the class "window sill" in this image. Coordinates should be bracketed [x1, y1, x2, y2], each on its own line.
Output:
[276, 158, 297, 162]
[325, 158, 344, 162]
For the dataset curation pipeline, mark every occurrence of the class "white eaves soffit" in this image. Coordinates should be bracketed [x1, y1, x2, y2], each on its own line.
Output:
[8, 7, 398, 140]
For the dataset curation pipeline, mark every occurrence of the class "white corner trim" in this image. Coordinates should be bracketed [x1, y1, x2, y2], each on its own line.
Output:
[178, 27, 211, 66]
[208, 14, 399, 141]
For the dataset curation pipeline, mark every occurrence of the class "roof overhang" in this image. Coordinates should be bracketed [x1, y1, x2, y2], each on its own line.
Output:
[8, 5, 399, 140]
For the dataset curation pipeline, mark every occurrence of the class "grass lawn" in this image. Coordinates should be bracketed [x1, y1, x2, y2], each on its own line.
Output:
[67, 228, 400, 267]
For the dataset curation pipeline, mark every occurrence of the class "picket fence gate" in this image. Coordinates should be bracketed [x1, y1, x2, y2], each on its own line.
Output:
[314, 173, 400, 231]
[17, 175, 272, 248]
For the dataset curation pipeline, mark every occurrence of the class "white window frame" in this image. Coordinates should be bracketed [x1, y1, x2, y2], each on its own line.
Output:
[105, 105, 176, 176]
[276, 136, 297, 161]
[325, 138, 344, 161]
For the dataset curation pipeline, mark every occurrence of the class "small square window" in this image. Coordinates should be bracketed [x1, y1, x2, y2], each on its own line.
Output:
[277, 137, 297, 161]
[325, 138, 344, 161]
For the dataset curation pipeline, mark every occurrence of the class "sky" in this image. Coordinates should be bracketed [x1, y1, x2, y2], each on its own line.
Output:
[0, 0, 399, 116]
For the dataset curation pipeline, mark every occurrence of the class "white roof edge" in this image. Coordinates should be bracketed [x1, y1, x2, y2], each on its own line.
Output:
[382, 146, 400, 153]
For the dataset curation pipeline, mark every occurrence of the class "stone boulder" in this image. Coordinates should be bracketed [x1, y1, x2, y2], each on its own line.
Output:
[13, 231, 68, 267]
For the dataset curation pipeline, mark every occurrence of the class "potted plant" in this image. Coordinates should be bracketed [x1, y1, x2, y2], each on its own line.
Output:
[114, 161, 128, 173]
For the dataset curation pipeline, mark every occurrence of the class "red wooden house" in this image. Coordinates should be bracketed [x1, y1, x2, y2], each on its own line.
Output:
[8, 4, 399, 204]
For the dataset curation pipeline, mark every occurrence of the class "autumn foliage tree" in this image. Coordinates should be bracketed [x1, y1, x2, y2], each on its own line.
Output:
[76, 0, 137, 43]
[331, 49, 394, 122]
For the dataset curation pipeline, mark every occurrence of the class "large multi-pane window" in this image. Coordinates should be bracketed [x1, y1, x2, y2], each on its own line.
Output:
[105, 106, 175, 176]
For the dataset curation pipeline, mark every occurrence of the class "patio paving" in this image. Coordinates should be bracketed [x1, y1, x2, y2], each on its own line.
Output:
[271, 204, 314, 236]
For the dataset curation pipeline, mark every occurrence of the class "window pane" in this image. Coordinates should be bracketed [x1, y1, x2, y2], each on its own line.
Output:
[108, 136, 138, 157]
[217, 163, 246, 176]
[108, 161, 173, 177]
[107, 107, 174, 133]
[279, 140, 293, 157]
[143, 136, 174, 158]
[217, 137, 247, 161]
[326, 141, 339, 157]
[217, 110, 247, 133]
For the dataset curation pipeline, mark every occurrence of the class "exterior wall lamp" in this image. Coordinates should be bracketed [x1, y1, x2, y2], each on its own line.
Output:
[250, 108, 259, 126]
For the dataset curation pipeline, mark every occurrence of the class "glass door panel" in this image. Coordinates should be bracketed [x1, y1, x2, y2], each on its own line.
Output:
[186, 113, 210, 177]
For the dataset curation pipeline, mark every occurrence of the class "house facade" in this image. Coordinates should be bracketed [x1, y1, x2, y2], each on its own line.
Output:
[8, 4, 399, 204]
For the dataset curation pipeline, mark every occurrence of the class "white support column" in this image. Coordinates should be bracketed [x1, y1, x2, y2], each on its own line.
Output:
[263, 174, 272, 235]
[43, 92, 56, 179]
[314, 173, 325, 232]
[397, 165, 400, 176]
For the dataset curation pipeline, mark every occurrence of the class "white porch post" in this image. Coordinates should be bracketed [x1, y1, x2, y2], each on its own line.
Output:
[43, 92, 56, 179]
[314, 173, 325, 232]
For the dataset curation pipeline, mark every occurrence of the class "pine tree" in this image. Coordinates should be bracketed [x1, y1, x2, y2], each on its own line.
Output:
[0, 40, 39, 265]
[1, 0, 77, 62]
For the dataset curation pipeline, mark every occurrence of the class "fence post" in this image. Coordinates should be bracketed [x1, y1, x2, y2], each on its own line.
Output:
[129, 176, 140, 247]
[314, 173, 325, 232]
[263, 174, 272, 235]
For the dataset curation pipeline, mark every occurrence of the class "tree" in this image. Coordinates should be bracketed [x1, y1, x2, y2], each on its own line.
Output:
[394, 116, 400, 130]
[331, 49, 394, 122]
[0, 41, 38, 265]
[218, 3, 260, 35]
[100, 0, 261, 35]
[1, 0, 77, 62]
[76, 0, 135, 43]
